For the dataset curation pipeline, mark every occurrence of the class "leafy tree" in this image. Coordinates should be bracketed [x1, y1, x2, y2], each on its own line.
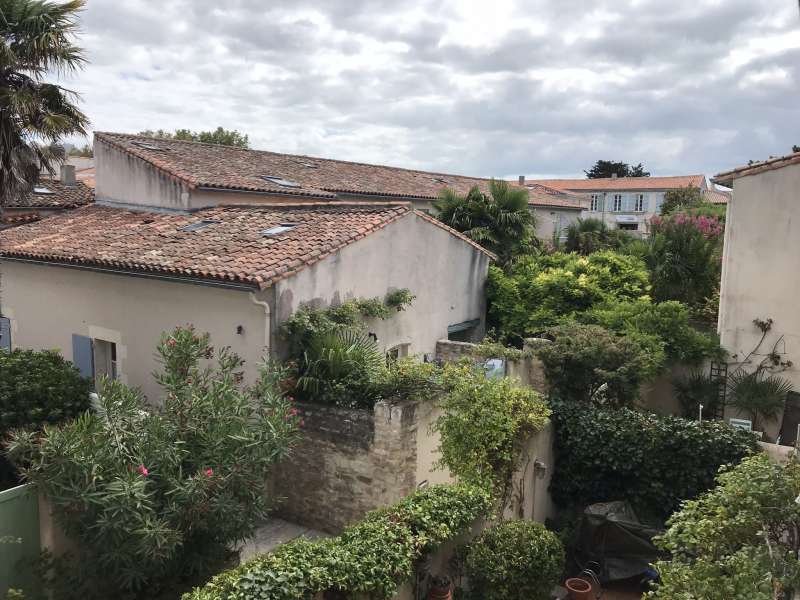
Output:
[646, 214, 723, 307]
[67, 143, 92, 157]
[0, 0, 89, 214]
[6, 326, 300, 598]
[433, 180, 536, 265]
[649, 454, 800, 600]
[536, 324, 665, 406]
[137, 126, 249, 148]
[563, 217, 633, 255]
[793, 144, 799, 153]
[584, 160, 650, 179]
[487, 250, 650, 342]
[659, 185, 705, 215]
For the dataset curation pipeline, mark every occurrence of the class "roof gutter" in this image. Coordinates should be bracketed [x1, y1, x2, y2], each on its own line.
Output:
[195, 186, 335, 201]
[0, 256, 259, 292]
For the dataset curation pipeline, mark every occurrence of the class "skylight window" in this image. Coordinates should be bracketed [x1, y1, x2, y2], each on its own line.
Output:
[261, 176, 301, 188]
[133, 141, 163, 151]
[33, 186, 54, 195]
[298, 161, 318, 169]
[430, 177, 449, 185]
[179, 220, 219, 232]
[262, 223, 299, 237]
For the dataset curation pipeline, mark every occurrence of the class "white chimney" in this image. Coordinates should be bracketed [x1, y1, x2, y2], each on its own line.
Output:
[518, 175, 526, 185]
[60, 164, 76, 186]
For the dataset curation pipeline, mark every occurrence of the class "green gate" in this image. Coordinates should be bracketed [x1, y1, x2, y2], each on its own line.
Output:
[0, 484, 41, 597]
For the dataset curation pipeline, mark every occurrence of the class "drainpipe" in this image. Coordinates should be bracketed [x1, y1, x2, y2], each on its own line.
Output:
[249, 293, 271, 357]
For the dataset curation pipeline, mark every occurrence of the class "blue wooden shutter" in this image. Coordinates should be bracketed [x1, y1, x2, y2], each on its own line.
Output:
[71, 334, 94, 379]
[0, 317, 10, 351]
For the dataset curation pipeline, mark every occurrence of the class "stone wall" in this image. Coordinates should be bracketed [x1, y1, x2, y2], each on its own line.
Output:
[272, 400, 418, 533]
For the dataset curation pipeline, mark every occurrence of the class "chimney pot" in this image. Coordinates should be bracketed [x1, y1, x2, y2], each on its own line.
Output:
[518, 175, 526, 185]
[60, 164, 76, 186]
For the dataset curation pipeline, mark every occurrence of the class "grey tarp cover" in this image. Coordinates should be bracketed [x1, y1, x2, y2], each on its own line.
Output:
[573, 501, 666, 582]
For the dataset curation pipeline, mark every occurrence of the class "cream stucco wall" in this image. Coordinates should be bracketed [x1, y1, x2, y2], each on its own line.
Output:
[718, 162, 800, 440]
[272, 212, 490, 358]
[532, 207, 582, 242]
[0, 261, 268, 402]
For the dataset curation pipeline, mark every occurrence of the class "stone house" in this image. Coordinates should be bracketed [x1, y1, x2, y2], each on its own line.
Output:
[0, 133, 493, 400]
[713, 150, 800, 443]
[526, 174, 708, 236]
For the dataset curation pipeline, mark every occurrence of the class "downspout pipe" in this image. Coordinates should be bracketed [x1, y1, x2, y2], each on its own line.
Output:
[249, 293, 271, 358]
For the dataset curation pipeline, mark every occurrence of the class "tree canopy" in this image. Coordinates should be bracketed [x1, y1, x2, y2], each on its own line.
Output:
[137, 126, 250, 148]
[433, 179, 536, 266]
[660, 185, 705, 215]
[584, 160, 650, 179]
[0, 0, 89, 209]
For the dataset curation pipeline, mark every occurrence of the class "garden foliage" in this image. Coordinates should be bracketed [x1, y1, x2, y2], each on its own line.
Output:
[463, 520, 564, 600]
[0, 348, 92, 488]
[6, 327, 301, 598]
[649, 454, 800, 600]
[563, 218, 633, 255]
[433, 362, 550, 502]
[184, 483, 492, 600]
[536, 324, 664, 406]
[487, 250, 650, 342]
[550, 401, 759, 519]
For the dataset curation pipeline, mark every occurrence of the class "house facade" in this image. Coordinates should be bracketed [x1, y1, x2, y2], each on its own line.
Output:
[527, 174, 708, 236]
[0, 133, 493, 401]
[713, 151, 800, 443]
[523, 183, 589, 242]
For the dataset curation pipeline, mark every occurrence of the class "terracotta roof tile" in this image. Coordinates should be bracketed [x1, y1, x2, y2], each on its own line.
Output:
[5, 178, 94, 209]
[703, 188, 731, 205]
[713, 151, 800, 187]
[95, 132, 506, 200]
[0, 203, 491, 288]
[525, 184, 589, 209]
[527, 175, 706, 192]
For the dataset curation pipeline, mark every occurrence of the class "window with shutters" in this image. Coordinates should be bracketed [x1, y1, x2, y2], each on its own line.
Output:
[590, 194, 601, 211]
[613, 194, 622, 212]
[635, 193, 645, 212]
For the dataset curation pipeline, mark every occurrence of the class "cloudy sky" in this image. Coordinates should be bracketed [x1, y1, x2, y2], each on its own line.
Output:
[62, 0, 799, 179]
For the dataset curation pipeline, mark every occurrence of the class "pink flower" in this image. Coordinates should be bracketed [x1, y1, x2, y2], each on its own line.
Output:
[298, 419, 305, 428]
[205, 468, 213, 477]
[289, 408, 298, 417]
[167, 338, 177, 347]
[136, 464, 149, 477]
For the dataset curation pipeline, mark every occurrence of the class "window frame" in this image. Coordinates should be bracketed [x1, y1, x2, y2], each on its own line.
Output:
[613, 194, 623, 212]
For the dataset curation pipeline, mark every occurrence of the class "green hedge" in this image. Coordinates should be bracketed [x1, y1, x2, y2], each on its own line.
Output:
[464, 520, 564, 600]
[1, 349, 92, 488]
[550, 401, 759, 519]
[184, 483, 492, 600]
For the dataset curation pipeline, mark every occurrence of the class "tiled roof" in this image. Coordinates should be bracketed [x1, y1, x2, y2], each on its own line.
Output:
[525, 184, 588, 210]
[95, 132, 504, 200]
[0, 212, 41, 226]
[527, 174, 706, 192]
[713, 151, 800, 187]
[5, 179, 94, 209]
[704, 188, 731, 205]
[76, 166, 95, 189]
[0, 203, 492, 289]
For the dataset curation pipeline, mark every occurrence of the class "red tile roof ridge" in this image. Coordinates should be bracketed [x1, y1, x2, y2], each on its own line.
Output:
[713, 151, 800, 185]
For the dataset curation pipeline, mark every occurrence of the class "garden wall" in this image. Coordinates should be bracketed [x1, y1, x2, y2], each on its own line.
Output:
[272, 400, 418, 533]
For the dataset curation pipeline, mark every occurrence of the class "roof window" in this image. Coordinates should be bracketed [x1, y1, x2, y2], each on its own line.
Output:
[179, 220, 219, 232]
[33, 186, 54, 195]
[296, 161, 319, 169]
[262, 223, 299, 237]
[261, 176, 301, 188]
[133, 141, 163, 151]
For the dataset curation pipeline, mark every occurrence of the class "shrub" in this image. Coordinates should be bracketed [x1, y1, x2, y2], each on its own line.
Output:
[583, 299, 722, 365]
[550, 401, 759, 520]
[536, 324, 665, 406]
[433, 362, 550, 502]
[184, 483, 492, 600]
[648, 454, 800, 600]
[487, 251, 650, 343]
[672, 370, 724, 419]
[6, 327, 301, 598]
[659, 185, 706, 216]
[464, 520, 564, 600]
[563, 218, 632, 255]
[646, 214, 723, 307]
[0, 349, 92, 488]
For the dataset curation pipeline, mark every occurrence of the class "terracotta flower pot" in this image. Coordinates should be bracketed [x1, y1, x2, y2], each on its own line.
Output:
[565, 577, 594, 600]
[428, 585, 452, 600]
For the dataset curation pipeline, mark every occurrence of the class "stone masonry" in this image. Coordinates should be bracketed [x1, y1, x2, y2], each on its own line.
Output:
[272, 399, 419, 533]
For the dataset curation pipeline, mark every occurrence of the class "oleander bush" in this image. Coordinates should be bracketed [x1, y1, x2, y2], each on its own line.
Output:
[550, 401, 759, 520]
[0, 348, 92, 489]
[184, 483, 492, 600]
[463, 520, 564, 600]
[6, 327, 301, 599]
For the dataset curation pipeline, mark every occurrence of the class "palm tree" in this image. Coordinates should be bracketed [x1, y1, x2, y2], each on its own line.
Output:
[0, 0, 89, 214]
[727, 369, 793, 434]
[433, 179, 536, 265]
